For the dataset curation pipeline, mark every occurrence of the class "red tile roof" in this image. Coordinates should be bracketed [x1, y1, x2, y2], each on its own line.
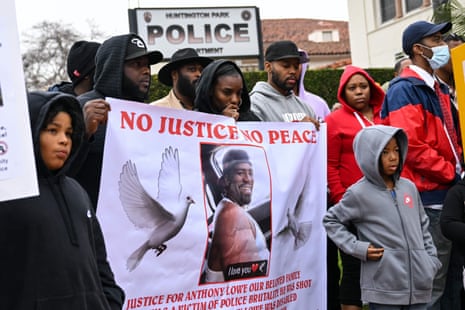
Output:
[261, 18, 351, 56]
[317, 58, 352, 69]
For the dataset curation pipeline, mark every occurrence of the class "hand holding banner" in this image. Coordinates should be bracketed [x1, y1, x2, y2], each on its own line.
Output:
[98, 98, 327, 310]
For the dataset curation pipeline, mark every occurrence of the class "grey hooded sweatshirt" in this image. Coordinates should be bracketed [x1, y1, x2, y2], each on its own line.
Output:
[324, 125, 441, 305]
[249, 81, 316, 122]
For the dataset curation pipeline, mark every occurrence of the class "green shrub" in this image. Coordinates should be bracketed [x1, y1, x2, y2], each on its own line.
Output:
[148, 68, 395, 110]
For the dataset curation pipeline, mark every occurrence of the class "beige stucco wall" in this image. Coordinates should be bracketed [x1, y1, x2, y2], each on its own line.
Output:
[348, 0, 465, 69]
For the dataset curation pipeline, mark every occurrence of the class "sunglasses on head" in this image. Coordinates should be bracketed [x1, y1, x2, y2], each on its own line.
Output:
[443, 33, 465, 43]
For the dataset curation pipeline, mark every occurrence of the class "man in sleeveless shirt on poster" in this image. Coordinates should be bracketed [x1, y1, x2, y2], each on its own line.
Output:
[204, 149, 269, 283]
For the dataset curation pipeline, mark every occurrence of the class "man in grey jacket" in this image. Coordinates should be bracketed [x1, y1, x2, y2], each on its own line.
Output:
[250, 40, 317, 124]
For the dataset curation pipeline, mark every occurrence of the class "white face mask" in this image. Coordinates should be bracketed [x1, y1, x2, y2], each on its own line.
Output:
[418, 44, 450, 69]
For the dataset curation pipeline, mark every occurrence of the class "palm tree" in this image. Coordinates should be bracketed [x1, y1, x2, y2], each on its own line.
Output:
[432, 0, 465, 37]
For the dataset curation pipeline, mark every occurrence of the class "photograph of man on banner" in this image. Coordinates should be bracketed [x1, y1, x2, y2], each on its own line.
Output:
[200, 144, 271, 283]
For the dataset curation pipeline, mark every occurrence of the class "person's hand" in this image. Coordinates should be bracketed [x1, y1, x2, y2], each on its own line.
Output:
[222, 104, 240, 121]
[300, 115, 320, 131]
[83, 99, 111, 138]
[366, 244, 384, 261]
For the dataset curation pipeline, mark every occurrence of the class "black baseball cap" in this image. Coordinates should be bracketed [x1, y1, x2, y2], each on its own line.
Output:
[265, 40, 300, 62]
[125, 34, 163, 65]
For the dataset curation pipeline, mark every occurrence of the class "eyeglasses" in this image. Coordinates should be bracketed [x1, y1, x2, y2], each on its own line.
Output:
[415, 43, 433, 51]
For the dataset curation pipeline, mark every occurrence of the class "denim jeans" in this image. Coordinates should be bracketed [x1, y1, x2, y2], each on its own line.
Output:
[424, 208, 452, 310]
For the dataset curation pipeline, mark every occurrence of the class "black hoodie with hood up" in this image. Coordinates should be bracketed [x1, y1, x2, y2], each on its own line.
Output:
[74, 33, 147, 208]
[194, 59, 260, 121]
[0, 91, 124, 310]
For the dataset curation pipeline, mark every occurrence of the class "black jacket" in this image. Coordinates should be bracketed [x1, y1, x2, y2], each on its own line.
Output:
[0, 91, 124, 309]
[48, 81, 75, 95]
[74, 34, 144, 208]
[441, 178, 465, 256]
[194, 59, 260, 121]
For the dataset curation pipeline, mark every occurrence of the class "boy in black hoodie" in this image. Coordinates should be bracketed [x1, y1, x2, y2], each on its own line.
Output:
[74, 33, 163, 209]
[0, 91, 124, 309]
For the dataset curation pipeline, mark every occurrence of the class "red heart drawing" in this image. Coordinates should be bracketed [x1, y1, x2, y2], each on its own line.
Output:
[251, 264, 258, 272]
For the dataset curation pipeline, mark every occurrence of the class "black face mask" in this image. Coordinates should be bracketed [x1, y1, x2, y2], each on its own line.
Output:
[122, 74, 147, 102]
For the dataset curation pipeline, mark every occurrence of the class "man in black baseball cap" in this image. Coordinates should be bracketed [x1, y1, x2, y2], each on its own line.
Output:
[73, 33, 163, 209]
[151, 48, 212, 110]
[249, 40, 318, 127]
[264, 40, 302, 62]
[125, 35, 163, 65]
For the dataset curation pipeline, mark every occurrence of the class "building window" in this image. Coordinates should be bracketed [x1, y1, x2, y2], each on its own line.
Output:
[405, 0, 423, 12]
[379, 0, 431, 24]
[322, 31, 333, 42]
[308, 30, 339, 43]
[380, 0, 396, 23]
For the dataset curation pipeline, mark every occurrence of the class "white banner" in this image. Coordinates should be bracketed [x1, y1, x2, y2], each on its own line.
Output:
[0, 0, 38, 201]
[99, 98, 327, 310]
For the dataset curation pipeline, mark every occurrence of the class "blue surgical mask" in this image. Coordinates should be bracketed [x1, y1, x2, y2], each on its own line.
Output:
[418, 44, 450, 69]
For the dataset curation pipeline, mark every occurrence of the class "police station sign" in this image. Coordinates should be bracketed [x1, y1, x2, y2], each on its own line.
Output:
[128, 7, 261, 58]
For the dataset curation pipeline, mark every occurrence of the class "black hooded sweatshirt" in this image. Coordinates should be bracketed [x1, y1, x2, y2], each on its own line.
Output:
[0, 91, 124, 309]
[48, 81, 75, 95]
[194, 59, 260, 121]
[74, 33, 145, 208]
[441, 178, 465, 256]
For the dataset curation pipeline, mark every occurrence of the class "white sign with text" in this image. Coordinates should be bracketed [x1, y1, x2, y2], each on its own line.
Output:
[130, 7, 261, 58]
[0, 0, 38, 201]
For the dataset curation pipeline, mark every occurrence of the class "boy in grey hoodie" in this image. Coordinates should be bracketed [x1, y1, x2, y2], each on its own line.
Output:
[324, 125, 441, 308]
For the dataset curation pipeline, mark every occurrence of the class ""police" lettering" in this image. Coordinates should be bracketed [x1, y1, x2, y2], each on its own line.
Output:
[147, 23, 250, 45]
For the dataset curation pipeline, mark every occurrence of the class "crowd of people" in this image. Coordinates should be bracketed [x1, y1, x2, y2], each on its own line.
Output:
[2, 16, 465, 310]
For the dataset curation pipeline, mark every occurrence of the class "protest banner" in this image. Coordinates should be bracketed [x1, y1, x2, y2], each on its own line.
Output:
[98, 98, 327, 310]
[0, 0, 38, 201]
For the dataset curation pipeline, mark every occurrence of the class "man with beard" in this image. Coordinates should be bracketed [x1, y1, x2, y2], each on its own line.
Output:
[204, 149, 269, 283]
[151, 48, 212, 110]
[73, 33, 163, 209]
[250, 40, 318, 123]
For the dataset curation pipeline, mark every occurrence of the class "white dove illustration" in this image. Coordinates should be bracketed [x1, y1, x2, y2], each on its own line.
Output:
[118, 146, 195, 272]
[277, 192, 312, 250]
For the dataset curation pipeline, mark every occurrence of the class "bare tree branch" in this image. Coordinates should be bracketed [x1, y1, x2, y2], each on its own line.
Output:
[21, 21, 105, 90]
